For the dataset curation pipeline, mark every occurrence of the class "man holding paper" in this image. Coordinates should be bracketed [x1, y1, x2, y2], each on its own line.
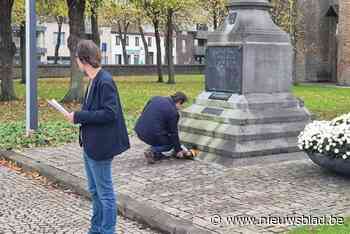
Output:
[64, 40, 130, 234]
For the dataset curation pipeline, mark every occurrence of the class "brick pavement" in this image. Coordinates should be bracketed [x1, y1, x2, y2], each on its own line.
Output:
[6, 137, 350, 233]
[0, 165, 159, 234]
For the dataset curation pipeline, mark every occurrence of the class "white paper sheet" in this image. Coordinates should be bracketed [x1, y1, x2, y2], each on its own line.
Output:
[47, 99, 69, 116]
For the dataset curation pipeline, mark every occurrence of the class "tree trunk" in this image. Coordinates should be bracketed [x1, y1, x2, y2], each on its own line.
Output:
[213, 10, 218, 30]
[118, 21, 129, 65]
[0, 0, 17, 101]
[164, 31, 168, 65]
[290, 0, 298, 85]
[54, 16, 63, 64]
[63, 0, 86, 103]
[90, 0, 100, 46]
[166, 9, 175, 84]
[153, 17, 163, 83]
[20, 22, 26, 84]
[138, 19, 149, 64]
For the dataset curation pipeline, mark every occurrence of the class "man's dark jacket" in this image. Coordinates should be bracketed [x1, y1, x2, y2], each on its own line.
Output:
[74, 69, 130, 161]
[134, 96, 182, 152]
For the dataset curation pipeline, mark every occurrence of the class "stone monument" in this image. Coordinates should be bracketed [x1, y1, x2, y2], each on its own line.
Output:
[179, 0, 311, 164]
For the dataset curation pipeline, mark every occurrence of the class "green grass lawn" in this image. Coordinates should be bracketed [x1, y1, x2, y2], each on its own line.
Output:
[293, 83, 350, 120]
[1, 75, 350, 150]
[2, 75, 350, 123]
[288, 217, 350, 234]
[0, 75, 203, 124]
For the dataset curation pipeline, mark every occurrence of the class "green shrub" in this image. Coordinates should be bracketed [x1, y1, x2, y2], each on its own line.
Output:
[0, 121, 78, 150]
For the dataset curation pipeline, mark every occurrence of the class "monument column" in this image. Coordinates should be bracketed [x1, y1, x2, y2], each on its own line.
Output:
[337, 0, 350, 85]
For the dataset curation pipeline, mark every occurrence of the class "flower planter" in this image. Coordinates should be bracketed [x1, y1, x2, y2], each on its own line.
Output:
[308, 153, 350, 177]
[299, 113, 350, 176]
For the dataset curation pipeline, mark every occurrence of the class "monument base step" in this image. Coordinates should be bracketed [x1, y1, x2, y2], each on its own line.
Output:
[181, 104, 311, 125]
[180, 132, 299, 159]
[179, 118, 306, 142]
[194, 151, 307, 167]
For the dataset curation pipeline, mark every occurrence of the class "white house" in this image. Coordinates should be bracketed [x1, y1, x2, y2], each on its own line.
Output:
[107, 25, 177, 65]
[27, 21, 177, 65]
[44, 21, 71, 64]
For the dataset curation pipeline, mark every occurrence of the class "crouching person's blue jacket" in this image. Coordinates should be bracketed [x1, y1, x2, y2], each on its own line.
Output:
[74, 69, 130, 161]
[134, 96, 182, 153]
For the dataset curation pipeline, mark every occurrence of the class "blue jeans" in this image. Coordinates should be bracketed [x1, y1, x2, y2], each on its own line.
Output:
[151, 144, 174, 159]
[83, 152, 116, 234]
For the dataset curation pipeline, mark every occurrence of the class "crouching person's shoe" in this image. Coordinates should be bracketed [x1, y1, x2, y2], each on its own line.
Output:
[144, 149, 156, 164]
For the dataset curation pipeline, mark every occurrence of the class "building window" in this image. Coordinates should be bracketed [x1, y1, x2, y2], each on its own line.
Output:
[148, 52, 154, 64]
[147, 37, 152, 47]
[135, 37, 140, 47]
[127, 55, 131, 64]
[115, 54, 122, 64]
[102, 56, 108, 65]
[101, 42, 107, 52]
[182, 39, 186, 53]
[53, 32, 65, 46]
[116, 36, 121, 46]
[198, 39, 206, 47]
[134, 54, 140, 64]
[126, 36, 129, 46]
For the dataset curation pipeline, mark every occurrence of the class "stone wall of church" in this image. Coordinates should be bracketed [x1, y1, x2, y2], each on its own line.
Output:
[296, 0, 335, 82]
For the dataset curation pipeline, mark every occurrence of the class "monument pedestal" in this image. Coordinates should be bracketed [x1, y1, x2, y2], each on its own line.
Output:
[179, 92, 311, 163]
[179, 0, 311, 163]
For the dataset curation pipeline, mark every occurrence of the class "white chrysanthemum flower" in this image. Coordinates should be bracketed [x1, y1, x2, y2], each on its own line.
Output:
[298, 114, 350, 160]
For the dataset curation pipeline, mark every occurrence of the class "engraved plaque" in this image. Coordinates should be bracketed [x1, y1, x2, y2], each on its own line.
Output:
[209, 92, 232, 101]
[205, 46, 242, 94]
[201, 107, 224, 116]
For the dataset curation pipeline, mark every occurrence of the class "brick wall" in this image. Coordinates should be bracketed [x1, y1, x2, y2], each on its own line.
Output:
[337, 0, 350, 85]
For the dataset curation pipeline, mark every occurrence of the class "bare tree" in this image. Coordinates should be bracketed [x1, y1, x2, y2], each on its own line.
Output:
[63, 0, 86, 103]
[0, 0, 17, 101]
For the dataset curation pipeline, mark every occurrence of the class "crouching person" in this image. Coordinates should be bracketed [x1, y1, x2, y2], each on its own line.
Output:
[135, 92, 188, 164]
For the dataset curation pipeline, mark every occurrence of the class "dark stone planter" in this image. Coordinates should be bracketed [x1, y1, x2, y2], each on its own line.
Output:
[308, 153, 350, 177]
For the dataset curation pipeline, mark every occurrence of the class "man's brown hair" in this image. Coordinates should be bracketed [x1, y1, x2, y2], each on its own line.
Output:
[75, 40, 101, 68]
[171, 92, 188, 104]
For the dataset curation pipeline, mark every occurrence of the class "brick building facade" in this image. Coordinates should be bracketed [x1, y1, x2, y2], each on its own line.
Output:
[296, 0, 350, 85]
[337, 0, 350, 85]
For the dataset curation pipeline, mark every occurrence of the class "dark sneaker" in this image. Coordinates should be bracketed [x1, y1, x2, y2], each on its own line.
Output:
[144, 149, 155, 164]
[153, 152, 166, 161]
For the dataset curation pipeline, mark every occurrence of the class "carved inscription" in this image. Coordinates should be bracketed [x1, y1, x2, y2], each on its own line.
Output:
[205, 46, 243, 94]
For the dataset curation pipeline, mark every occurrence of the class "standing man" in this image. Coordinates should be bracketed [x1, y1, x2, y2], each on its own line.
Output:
[65, 40, 130, 234]
[135, 92, 188, 164]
